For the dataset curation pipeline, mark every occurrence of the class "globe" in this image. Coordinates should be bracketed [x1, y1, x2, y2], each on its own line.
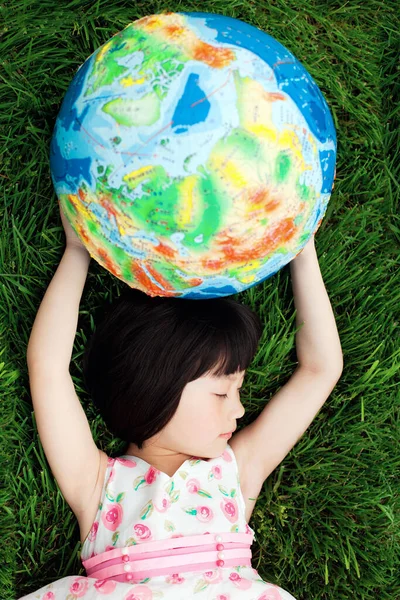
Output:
[50, 11, 337, 299]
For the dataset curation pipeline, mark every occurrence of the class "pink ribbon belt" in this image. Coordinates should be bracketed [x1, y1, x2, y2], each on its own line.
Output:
[82, 532, 254, 582]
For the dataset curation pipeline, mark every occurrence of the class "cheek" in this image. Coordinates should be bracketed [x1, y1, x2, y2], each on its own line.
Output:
[192, 401, 216, 426]
[176, 395, 219, 432]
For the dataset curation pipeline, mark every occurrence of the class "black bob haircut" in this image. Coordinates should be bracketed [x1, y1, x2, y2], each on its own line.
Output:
[82, 287, 262, 449]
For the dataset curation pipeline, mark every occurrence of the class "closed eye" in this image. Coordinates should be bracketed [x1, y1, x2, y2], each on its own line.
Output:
[215, 388, 242, 398]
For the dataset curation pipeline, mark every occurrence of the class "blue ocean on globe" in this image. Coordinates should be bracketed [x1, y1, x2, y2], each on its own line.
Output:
[50, 12, 336, 298]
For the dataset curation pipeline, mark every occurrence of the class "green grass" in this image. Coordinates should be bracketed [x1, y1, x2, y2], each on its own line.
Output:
[1, 0, 399, 599]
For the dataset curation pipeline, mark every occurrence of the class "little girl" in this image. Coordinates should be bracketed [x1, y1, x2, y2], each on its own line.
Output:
[19, 205, 343, 600]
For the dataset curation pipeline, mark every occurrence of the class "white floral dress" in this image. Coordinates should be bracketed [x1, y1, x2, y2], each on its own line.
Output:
[18, 443, 297, 599]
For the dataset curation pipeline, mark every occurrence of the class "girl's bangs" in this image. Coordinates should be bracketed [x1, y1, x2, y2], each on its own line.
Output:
[189, 315, 260, 381]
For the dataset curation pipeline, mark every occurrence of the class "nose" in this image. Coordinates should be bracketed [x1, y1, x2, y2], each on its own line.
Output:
[233, 396, 245, 419]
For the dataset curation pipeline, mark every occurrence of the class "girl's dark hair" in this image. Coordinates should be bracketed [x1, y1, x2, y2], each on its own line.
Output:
[82, 288, 262, 449]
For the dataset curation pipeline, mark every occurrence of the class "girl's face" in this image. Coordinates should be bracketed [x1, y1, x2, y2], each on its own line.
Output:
[153, 369, 246, 459]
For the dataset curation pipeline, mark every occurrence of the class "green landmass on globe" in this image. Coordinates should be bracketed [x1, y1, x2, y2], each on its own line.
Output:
[50, 12, 336, 298]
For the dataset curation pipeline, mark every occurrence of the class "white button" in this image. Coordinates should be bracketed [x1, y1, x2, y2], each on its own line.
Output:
[217, 552, 225, 560]
[121, 548, 129, 555]
[123, 564, 132, 572]
[215, 535, 222, 542]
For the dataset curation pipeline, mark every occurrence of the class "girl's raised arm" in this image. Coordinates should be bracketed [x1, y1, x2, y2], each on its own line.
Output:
[230, 235, 343, 519]
[26, 239, 103, 522]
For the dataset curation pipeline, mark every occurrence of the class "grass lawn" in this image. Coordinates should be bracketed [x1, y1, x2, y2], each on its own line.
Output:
[1, 1, 399, 599]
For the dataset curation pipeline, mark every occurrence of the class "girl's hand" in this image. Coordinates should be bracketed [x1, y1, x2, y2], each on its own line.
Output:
[294, 234, 315, 260]
[59, 200, 88, 253]
[302, 234, 315, 252]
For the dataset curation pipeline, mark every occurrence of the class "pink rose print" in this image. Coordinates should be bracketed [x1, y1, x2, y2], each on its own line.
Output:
[216, 595, 231, 600]
[42, 592, 55, 600]
[229, 572, 252, 590]
[245, 523, 255, 537]
[115, 457, 136, 468]
[166, 573, 185, 584]
[257, 587, 284, 600]
[123, 584, 153, 600]
[145, 466, 159, 484]
[101, 503, 123, 531]
[69, 577, 90, 597]
[211, 465, 222, 479]
[154, 492, 171, 513]
[108, 468, 115, 484]
[186, 478, 201, 493]
[221, 497, 238, 523]
[204, 570, 223, 583]
[196, 505, 213, 522]
[94, 579, 117, 594]
[88, 521, 98, 542]
[222, 449, 232, 462]
[105, 545, 116, 552]
[133, 524, 151, 541]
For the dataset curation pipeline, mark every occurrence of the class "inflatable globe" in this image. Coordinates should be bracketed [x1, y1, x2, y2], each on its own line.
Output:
[50, 11, 336, 299]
